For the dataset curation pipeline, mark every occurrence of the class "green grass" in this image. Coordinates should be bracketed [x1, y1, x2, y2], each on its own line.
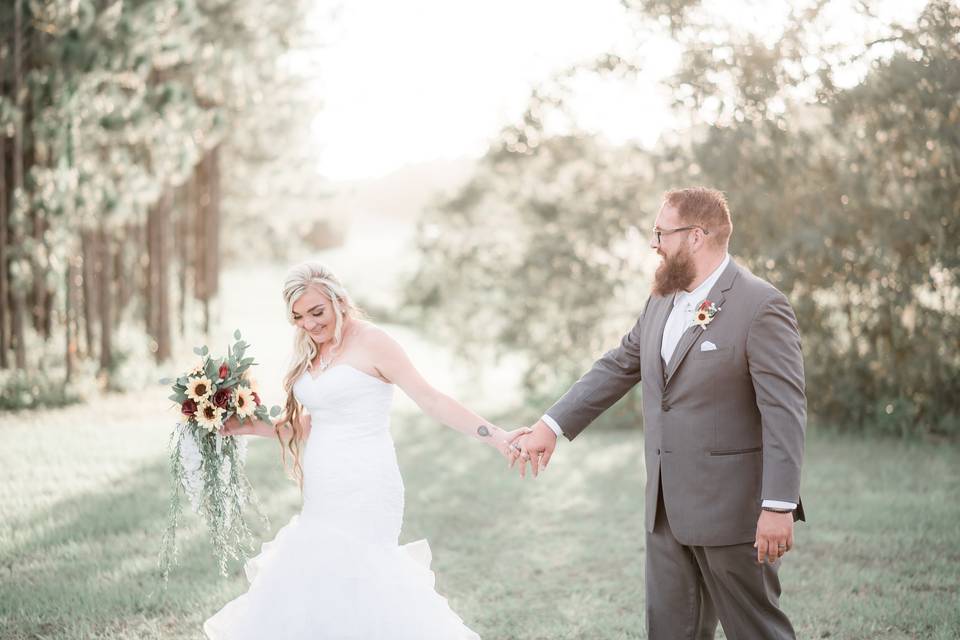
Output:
[1, 396, 958, 639]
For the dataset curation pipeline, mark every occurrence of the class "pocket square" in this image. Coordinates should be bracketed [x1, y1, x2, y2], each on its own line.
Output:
[700, 340, 718, 352]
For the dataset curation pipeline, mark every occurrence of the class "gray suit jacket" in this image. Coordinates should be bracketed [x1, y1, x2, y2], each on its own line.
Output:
[547, 259, 806, 546]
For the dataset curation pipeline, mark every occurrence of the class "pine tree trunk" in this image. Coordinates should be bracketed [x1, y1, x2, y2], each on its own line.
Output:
[31, 209, 47, 339]
[0, 136, 8, 369]
[98, 224, 113, 376]
[155, 190, 172, 362]
[65, 260, 74, 382]
[177, 181, 190, 337]
[115, 226, 128, 326]
[146, 203, 155, 342]
[193, 156, 210, 334]
[9, 0, 27, 370]
[80, 229, 97, 361]
[207, 145, 221, 301]
[144, 214, 154, 340]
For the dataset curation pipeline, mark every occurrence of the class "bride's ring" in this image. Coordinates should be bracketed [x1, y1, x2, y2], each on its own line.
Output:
[509, 443, 522, 452]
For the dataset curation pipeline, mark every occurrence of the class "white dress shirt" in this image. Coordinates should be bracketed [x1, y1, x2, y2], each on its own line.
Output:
[541, 254, 796, 510]
[661, 254, 729, 365]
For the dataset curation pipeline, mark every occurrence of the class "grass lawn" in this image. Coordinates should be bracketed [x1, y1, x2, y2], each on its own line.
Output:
[1, 393, 958, 639]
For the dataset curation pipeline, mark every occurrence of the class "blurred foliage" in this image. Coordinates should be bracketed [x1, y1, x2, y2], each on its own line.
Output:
[0, 0, 320, 401]
[0, 369, 83, 411]
[406, 0, 960, 437]
[0, 0, 318, 250]
[407, 130, 654, 411]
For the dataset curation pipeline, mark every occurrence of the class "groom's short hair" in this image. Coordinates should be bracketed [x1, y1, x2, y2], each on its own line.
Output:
[663, 187, 733, 249]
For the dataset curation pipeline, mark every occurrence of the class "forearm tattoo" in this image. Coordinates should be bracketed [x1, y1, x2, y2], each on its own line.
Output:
[477, 425, 491, 438]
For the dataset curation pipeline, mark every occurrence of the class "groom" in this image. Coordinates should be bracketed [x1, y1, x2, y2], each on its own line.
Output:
[511, 187, 805, 639]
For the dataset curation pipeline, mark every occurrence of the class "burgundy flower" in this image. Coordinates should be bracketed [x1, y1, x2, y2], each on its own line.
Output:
[219, 362, 230, 380]
[213, 387, 231, 409]
[181, 399, 198, 416]
[252, 391, 262, 406]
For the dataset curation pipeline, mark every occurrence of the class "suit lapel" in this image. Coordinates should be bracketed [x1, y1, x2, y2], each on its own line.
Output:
[664, 260, 741, 387]
[664, 323, 703, 382]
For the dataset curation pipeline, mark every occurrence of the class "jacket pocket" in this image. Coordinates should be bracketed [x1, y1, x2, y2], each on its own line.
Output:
[709, 446, 762, 456]
[692, 345, 734, 360]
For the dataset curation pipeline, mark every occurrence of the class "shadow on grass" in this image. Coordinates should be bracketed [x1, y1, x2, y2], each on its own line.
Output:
[396, 416, 648, 640]
[3, 420, 957, 640]
[0, 442, 301, 639]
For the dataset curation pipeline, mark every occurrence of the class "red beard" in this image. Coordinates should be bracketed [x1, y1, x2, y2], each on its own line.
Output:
[653, 246, 696, 297]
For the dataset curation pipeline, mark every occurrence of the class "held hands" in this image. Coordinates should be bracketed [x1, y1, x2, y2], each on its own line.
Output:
[754, 510, 794, 563]
[486, 426, 534, 460]
[507, 420, 557, 478]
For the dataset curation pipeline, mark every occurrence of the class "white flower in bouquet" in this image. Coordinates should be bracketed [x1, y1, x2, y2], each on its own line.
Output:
[187, 376, 213, 403]
[195, 401, 225, 432]
[234, 386, 257, 419]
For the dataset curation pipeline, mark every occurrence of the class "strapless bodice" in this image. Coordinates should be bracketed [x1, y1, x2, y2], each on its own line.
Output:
[292, 364, 394, 443]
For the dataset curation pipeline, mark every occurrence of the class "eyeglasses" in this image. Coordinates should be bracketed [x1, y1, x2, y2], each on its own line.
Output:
[652, 225, 710, 244]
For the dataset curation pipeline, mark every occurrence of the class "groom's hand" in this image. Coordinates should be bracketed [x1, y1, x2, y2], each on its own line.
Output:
[754, 510, 794, 564]
[509, 420, 557, 478]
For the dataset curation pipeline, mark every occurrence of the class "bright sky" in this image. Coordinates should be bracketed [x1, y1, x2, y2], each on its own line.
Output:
[310, 0, 672, 180]
[308, 0, 928, 182]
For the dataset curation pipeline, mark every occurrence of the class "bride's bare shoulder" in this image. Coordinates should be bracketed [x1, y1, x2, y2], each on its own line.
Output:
[352, 320, 397, 347]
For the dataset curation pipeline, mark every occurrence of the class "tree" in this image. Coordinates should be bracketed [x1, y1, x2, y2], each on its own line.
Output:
[406, 0, 960, 436]
[0, 0, 319, 407]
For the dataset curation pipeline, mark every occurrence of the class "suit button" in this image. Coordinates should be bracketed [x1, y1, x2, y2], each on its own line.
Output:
[656, 448, 661, 455]
[661, 403, 671, 412]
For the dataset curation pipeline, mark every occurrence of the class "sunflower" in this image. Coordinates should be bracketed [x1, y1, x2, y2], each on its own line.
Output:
[242, 371, 260, 393]
[234, 386, 257, 419]
[187, 376, 213, 403]
[189, 360, 206, 377]
[195, 401, 225, 432]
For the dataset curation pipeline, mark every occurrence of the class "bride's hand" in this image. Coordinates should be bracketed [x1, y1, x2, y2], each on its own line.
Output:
[490, 426, 533, 460]
[219, 414, 258, 437]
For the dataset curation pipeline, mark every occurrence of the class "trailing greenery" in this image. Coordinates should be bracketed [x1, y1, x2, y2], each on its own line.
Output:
[158, 330, 280, 581]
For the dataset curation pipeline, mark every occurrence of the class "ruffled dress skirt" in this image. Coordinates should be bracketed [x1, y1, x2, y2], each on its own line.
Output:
[203, 513, 480, 639]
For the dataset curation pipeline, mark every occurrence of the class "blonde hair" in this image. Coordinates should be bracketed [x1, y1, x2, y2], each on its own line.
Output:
[279, 262, 363, 487]
[663, 187, 733, 249]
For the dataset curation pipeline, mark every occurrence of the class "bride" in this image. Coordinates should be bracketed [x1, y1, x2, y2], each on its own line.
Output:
[204, 262, 527, 640]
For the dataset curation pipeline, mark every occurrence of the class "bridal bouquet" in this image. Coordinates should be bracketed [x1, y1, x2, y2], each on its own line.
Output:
[158, 330, 281, 581]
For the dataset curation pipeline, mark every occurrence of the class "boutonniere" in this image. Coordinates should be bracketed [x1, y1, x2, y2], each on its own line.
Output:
[694, 300, 720, 328]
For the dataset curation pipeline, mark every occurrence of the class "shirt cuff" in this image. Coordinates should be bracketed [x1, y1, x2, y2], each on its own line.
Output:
[762, 499, 797, 510]
[541, 414, 563, 439]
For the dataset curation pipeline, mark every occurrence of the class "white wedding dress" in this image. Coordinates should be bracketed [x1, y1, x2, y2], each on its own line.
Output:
[204, 364, 481, 640]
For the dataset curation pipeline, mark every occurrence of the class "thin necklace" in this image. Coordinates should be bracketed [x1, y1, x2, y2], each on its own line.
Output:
[317, 342, 338, 371]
